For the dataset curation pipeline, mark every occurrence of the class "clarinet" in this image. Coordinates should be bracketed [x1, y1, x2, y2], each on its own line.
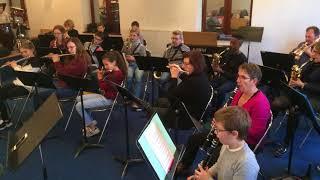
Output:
[199, 87, 238, 168]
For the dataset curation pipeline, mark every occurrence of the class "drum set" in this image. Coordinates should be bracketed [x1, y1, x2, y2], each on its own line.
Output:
[0, 6, 28, 50]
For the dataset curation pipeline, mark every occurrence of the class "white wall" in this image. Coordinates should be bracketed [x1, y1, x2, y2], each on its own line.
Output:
[25, 0, 92, 37]
[249, 0, 320, 64]
[119, 0, 202, 56]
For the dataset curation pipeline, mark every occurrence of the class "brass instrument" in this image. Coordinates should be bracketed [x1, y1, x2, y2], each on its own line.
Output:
[292, 37, 320, 60]
[212, 47, 229, 67]
[290, 59, 312, 80]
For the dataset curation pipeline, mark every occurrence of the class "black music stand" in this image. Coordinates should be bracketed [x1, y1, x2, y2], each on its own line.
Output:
[109, 81, 154, 178]
[136, 112, 185, 180]
[7, 93, 63, 180]
[274, 82, 320, 179]
[261, 51, 294, 76]
[59, 75, 104, 158]
[14, 71, 56, 128]
[78, 34, 94, 44]
[37, 34, 55, 47]
[258, 65, 288, 86]
[94, 50, 109, 68]
[135, 56, 169, 105]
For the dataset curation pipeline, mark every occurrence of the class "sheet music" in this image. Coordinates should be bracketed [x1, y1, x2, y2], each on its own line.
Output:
[144, 122, 174, 173]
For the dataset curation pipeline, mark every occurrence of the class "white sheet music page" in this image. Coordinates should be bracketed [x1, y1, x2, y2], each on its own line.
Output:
[144, 121, 174, 173]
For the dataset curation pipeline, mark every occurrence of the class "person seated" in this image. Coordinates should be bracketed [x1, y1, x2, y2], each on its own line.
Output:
[187, 106, 260, 180]
[211, 37, 247, 109]
[0, 3, 10, 24]
[159, 30, 190, 96]
[272, 41, 320, 157]
[177, 63, 270, 174]
[0, 40, 42, 130]
[206, 10, 220, 32]
[121, 28, 146, 109]
[64, 19, 79, 38]
[84, 32, 105, 66]
[157, 50, 211, 130]
[49, 25, 69, 51]
[291, 26, 319, 66]
[50, 37, 90, 98]
[96, 23, 112, 50]
[75, 51, 126, 137]
[130, 21, 146, 46]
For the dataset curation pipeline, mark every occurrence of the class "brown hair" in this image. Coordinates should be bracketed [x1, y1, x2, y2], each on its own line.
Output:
[53, 25, 66, 34]
[214, 106, 251, 140]
[95, 32, 105, 40]
[172, 30, 183, 40]
[239, 63, 262, 82]
[102, 51, 128, 78]
[183, 50, 206, 75]
[65, 37, 91, 65]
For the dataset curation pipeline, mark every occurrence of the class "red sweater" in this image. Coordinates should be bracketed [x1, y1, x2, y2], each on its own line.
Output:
[54, 55, 88, 88]
[98, 70, 124, 100]
[231, 90, 271, 146]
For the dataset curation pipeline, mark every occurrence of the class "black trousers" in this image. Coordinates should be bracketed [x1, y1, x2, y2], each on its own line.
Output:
[0, 84, 29, 120]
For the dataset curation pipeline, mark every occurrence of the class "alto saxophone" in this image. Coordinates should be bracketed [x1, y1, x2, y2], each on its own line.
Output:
[290, 59, 312, 80]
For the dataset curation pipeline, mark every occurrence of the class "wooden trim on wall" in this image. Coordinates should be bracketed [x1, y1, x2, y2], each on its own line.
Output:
[90, 0, 95, 24]
[249, 0, 253, 26]
[201, 0, 207, 31]
[223, 0, 232, 34]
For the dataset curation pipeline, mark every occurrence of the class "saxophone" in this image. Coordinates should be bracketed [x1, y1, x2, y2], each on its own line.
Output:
[290, 59, 312, 80]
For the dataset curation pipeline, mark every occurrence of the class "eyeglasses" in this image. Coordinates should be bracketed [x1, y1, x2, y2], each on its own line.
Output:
[53, 32, 62, 35]
[213, 127, 230, 133]
[237, 74, 251, 80]
[94, 36, 103, 41]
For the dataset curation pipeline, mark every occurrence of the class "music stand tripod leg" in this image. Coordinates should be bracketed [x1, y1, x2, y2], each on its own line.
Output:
[38, 144, 48, 180]
[113, 98, 143, 178]
[74, 90, 104, 159]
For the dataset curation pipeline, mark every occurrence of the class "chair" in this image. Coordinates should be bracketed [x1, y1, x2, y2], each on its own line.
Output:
[253, 110, 274, 153]
[298, 113, 320, 149]
[253, 110, 274, 180]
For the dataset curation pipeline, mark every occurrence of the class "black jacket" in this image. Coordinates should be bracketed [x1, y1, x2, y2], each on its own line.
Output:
[167, 72, 211, 129]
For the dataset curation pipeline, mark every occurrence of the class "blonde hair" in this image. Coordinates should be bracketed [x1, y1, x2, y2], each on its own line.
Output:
[64, 19, 75, 29]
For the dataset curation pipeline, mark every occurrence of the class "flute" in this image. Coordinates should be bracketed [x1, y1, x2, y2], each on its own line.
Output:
[0, 56, 31, 69]
[40, 53, 75, 59]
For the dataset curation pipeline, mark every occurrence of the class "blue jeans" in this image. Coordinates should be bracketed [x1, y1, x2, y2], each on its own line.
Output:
[76, 93, 113, 125]
[127, 62, 144, 98]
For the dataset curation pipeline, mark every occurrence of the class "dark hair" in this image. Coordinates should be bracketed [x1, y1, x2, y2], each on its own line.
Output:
[66, 37, 91, 65]
[306, 26, 320, 37]
[95, 32, 105, 40]
[131, 21, 140, 27]
[239, 63, 262, 82]
[97, 23, 105, 28]
[53, 25, 66, 34]
[0, 3, 6, 10]
[183, 50, 206, 75]
[214, 106, 251, 140]
[102, 51, 128, 77]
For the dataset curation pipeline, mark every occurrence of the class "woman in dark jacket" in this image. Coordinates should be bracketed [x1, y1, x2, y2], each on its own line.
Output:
[162, 50, 211, 130]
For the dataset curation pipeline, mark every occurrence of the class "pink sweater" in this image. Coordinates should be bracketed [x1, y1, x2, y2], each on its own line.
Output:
[231, 90, 271, 146]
